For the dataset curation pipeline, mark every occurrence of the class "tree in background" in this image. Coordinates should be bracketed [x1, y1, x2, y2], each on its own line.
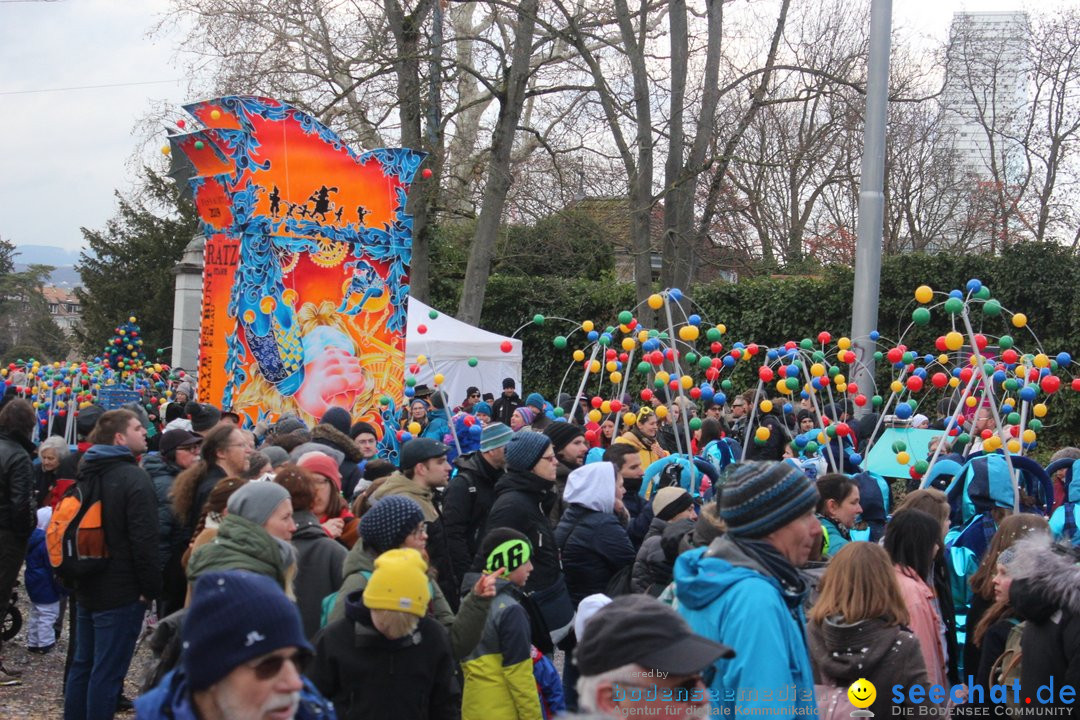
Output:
[76, 168, 199, 355]
[102, 317, 148, 377]
[0, 236, 70, 363]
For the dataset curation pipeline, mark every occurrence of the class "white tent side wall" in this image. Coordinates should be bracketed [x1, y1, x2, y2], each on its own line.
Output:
[405, 297, 523, 407]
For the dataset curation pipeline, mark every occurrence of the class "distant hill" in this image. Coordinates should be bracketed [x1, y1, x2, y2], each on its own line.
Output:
[12, 245, 85, 288]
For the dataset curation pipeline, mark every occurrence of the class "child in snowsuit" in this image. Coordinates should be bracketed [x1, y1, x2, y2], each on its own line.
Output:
[25, 507, 64, 652]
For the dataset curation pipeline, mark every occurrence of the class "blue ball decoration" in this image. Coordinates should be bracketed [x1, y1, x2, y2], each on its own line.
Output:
[949, 289, 964, 299]
[1057, 352, 1072, 367]
[1019, 386, 1037, 402]
[669, 288, 683, 301]
[966, 279, 982, 293]
[688, 314, 701, 326]
[895, 402, 913, 420]
[848, 453, 863, 467]
[869, 331, 880, 341]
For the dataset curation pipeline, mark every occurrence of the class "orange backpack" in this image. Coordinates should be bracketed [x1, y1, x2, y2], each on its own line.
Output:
[46, 476, 109, 584]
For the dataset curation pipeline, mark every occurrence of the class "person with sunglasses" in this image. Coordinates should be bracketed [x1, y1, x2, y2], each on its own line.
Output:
[135, 570, 334, 720]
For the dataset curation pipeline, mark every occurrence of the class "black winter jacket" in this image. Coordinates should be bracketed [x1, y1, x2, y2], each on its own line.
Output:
[554, 502, 636, 605]
[141, 453, 183, 572]
[483, 469, 561, 593]
[443, 451, 501, 581]
[309, 591, 461, 720]
[0, 430, 35, 539]
[292, 510, 347, 639]
[630, 516, 694, 596]
[621, 481, 652, 548]
[491, 393, 522, 427]
[1009, 536, 1080, 712]
[74, 445, 162, 610]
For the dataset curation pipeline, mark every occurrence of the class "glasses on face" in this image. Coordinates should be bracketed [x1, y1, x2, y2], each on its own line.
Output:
[249, 649, 312, 680]
[469, 393, 480, 398]
[179, 444, 202, 453]
[541, 453, 558, 463]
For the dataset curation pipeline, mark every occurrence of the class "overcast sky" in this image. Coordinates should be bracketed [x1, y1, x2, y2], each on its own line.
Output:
[0, 0, 1045, 256]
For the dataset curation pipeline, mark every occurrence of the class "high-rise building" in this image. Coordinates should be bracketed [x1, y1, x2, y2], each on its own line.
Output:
[942, 11, 1031, 180]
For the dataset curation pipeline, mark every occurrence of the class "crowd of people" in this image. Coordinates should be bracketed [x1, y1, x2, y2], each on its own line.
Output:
[1, 373, 1079, 720]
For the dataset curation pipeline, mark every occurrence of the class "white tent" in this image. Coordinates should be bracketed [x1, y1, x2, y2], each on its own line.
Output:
[405, 297, 522, 408]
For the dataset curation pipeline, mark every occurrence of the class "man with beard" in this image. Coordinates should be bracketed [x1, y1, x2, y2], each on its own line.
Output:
[135, 570, 334, 720]
[544, 421, 588, 525]
[604, 443, 652, 548]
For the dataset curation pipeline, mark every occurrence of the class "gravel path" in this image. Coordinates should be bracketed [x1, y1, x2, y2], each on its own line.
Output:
[2, 574, 153, 719]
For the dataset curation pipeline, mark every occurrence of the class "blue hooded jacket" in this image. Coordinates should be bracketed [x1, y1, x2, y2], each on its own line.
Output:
[674, 537, 816, 716]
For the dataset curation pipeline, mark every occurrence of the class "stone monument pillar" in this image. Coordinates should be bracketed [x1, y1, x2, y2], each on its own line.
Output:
[172, 235, 205, 372]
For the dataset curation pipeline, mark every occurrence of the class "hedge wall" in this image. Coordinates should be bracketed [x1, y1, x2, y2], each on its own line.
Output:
[427, 241, 1080, 452]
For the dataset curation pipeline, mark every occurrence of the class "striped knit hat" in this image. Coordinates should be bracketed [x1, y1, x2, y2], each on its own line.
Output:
[719, 461, 819, 538]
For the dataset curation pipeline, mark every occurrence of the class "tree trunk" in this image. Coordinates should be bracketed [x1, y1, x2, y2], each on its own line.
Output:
[457, 0, 539, 324]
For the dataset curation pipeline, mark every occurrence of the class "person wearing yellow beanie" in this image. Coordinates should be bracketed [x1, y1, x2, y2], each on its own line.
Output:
[309, 546, 461, 719]
[362, 548, 431, 619]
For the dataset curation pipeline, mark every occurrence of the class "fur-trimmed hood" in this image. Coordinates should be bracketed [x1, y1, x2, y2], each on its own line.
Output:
[1009, 533, 1080, 620]
[311, 423, 362, 462]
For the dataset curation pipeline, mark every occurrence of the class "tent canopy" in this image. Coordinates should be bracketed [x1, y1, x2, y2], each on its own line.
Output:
[405, 297, 522, 408]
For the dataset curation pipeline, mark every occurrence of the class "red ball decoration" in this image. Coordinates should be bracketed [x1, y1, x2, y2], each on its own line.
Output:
[981, 429, 993, 440]
[619, 353, 629, 363]
[584, 429, 598, 444]
[500, 340, 512, 353]
[463, 415, 476, 427]
[605, 349, 617, 360]
[854, 394, 867, 407]
[886, 348, 903, 364]
[705, 367, 720, 381]
[960, 368, 973, 383]
[591, 396, 603, 409]
[835, 423, 850, 437]
[710, 341, 723, 354]
[906, 376, 924, 393]
[1002, 349, 1018, 364]
[747, 344, 759, 356]
[1072, 378, 1080, 392]
[1041, 375, 1061, 394]
[974, 334, 988, 350]
[421, 168, 433, 179]
[846, 383, 858, 395]
[641, 388, 654, 402]
[818, 332, 832, 345]
[689, 387, 701, 400]
[758, 366, 775, 383]
[417, 324, 427, 334]
[935, 336, 948, 352]
[731, 349, 742, 360]
[610, 400, 622, 413]
[931, 372, 948, 389]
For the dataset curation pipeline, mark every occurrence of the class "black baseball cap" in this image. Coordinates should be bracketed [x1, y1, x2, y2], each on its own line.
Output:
[575, 594, 733, 676]
[159, 428, 203, 457]
[399, 437, 449, 472]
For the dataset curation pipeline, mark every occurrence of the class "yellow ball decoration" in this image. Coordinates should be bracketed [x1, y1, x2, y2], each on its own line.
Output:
[601, 401, 612, 414]
[759, 399, 774, 414]
[834, 374, 846, 384]
[837, 337, 851, 350]
[896, 451, 911, 465]
[624, 412, 637, 426]
[777, 380, 791, 395]
[755, 426, 771, 442]
[716, 324, 727, 335]
[1034, 353, 1050, 369]
[984, 436, 1002, 452]
[965, 396, 978, 408]
[573, 350, 586, 363]
[914, 285, 933, 304]
[1033, 403, 1048, 418]
[589, 360, 601, 374]
[655, 406, 668, 419]
[890, 380, 903, 394]
[433, 373, 444, 385]
[656, 371, 670, 383]
[610, 371, 623, 384]
[945, 331, 964, 351]
[648, 294, 664, 310]
[606, 361, 617, 373]
[582, 320, 595, 333]
[416, 354, 427, 365]
[621, 338, 636, 352]
[210, 109, 222, 120]
[1007, 439, 1022, 454]
[938, 354, 949, 365]
[1012, 313, 1028, 328]
[588, 409, 602, 423]
[1023, 429, 1037, 444]
[408, 422, 422, 435]
[161, 145, 171, 156]
[129, 316, 136, 323]
[835, 383, 847, 393]
[638, 330, 650, 344]
[678, 325, 699, 342]
[811, 363, 825, 377]
[680, 375, 694, 389]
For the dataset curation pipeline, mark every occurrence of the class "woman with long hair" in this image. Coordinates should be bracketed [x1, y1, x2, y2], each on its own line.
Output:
[970, 547, 1021, 691]
[808, 543, 930, 717]
[895, 487, 960, 684]
[815, 474, 861, 559]
[170, 424, 253, 544]
[964, 513, 1048, 681]
[884, 508, 950, 687]
[613, 406, 668, 470]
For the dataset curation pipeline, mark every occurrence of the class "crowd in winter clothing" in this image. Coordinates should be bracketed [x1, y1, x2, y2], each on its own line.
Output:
[3, 375, 1080, 720]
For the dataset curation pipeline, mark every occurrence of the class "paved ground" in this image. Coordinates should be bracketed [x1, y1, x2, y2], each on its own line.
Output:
[2, 575, 150, 719]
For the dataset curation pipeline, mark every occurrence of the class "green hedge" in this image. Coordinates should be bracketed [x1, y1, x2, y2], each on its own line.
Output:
[427, 241, 1080, 453]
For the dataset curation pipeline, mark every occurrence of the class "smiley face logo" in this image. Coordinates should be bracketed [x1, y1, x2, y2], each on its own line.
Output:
[848, 678, 876, 709]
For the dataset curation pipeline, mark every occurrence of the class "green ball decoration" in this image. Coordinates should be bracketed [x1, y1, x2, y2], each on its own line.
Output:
[825, 425, 837, 438]
[983, 299, 1001, 316]
[467, 357, 478, 367]
[912, 307, 931, 326]
[553, 336, 567, 349]
[1029, 419, 1043, 431]
[533, 314, 545, 325]
[194, 140, 205, 150]
[654, 378, 665, 389]
[956, 433, 971, 447]
[553, 407, 565, 418]
[648, 329, 660, 338]
[975, 286, 991, 300]
[637, 362, 652, 374]
[891, 441, 907, 453]
[944, 297, 964, 314]
[1007, 412, 1021, 425]
[428, 309, 439, 319]
[1004, 379, 1018, 391]
[914, 459, 929, 474]
[804, 441, 819, 454]
[874, 351, 884, 362]
[903, 351, 915, 364]
[908, 400, 918, 411]
[721, 379, 733, 391]
[872, 395, 883, 408]
[405, 376, 417, 387]
[706, 328, 721, 341]
[698, 356, 712, 369]
[689, 418, 702, 431]
[999, 335, 1014, 349]
[800, 338, 813, 350]
[685, 352, 699, 365]
[618, 311, 633, 325]
[812, 351, 825, 362]
[828, 366, 840, 378]
[785, 377, 800, 390]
